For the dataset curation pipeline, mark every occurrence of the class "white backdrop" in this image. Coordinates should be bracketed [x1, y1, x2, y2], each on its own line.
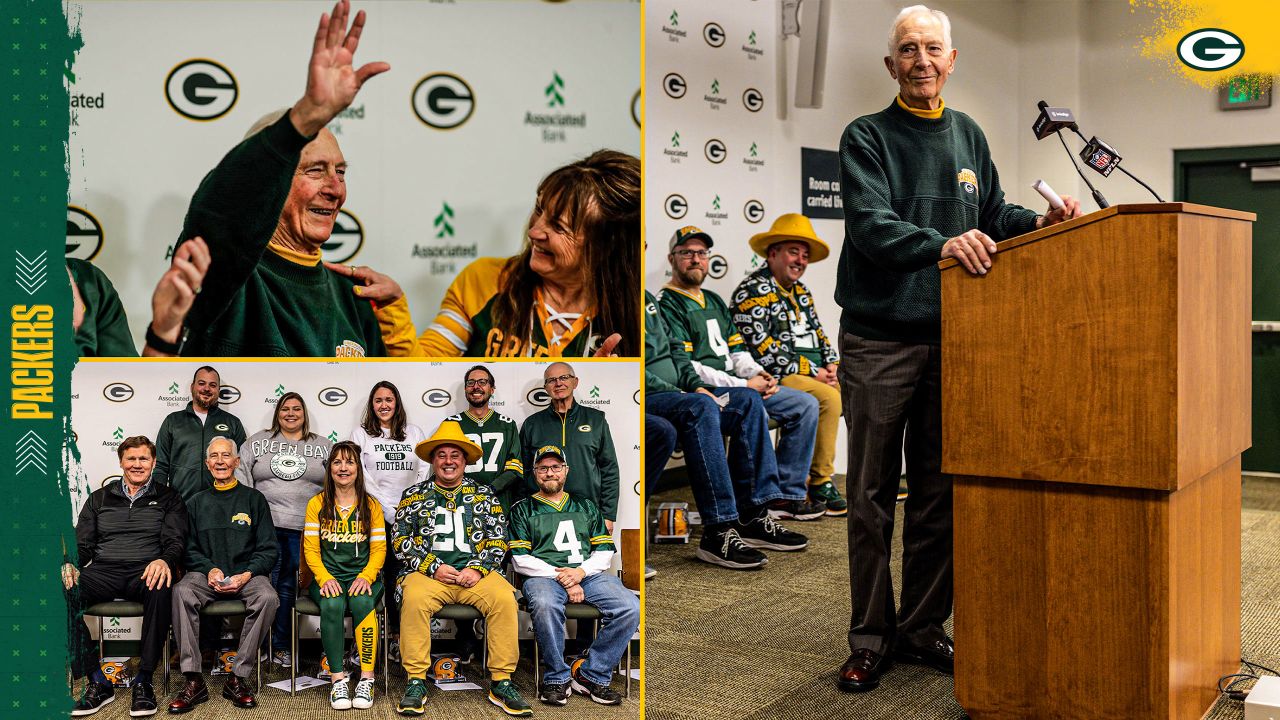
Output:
[65, 0, 640, 351]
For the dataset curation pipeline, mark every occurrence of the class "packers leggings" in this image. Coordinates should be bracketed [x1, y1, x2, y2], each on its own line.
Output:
[308, 578, 384, 674]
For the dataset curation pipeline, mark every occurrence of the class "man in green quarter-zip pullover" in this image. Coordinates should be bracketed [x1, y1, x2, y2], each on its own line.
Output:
[834, 4, 1082, 695]
[519, 362, 620, 530]
[153, 366, 247, 501]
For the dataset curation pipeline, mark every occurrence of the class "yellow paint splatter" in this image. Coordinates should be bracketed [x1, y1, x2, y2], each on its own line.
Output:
[1134, 0, 1279, 90]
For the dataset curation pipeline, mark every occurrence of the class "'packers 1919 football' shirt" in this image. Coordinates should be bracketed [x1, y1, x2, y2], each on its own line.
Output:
[447, 410, 524, 509]
[657, 285, 745, 373]
[508, 492, 613, 569]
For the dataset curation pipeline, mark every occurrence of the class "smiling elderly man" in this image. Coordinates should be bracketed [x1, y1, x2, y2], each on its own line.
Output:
[834, 5, 1081, 693]
[167, 0, 391, 357]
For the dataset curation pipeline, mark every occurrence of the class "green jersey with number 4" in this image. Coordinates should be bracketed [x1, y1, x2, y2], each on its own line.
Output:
[507, 493, 614, 568]
[657, 286, 744, 374]
[446, 410, 524, 509]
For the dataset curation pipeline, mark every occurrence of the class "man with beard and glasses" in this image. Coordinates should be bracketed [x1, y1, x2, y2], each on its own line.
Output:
[153, 366, 247, 501]
[445, 365, 525, 512]
[392, 421, 529, 716]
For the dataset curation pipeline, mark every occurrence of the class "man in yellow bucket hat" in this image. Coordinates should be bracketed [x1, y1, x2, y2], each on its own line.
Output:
[730, 213, 847, 519]
[391, 420, 530, 716]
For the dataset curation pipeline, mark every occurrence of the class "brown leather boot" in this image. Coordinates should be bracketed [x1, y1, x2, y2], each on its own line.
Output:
[221, 675, 257, 709]
[167, 676, 208, 714]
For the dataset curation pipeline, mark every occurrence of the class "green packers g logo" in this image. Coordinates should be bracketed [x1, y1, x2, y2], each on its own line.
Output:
[1177, 29, 1244, 71]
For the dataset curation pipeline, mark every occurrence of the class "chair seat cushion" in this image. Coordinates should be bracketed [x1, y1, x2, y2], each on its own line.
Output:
[84, 601, 145, 617]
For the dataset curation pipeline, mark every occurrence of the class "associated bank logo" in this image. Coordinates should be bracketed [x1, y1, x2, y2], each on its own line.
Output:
[318, 387, 348, 407]
[707, 254, 728, 279]
[433, 202, 454, 239]
[165, 59, 237, 121]
[544, 72, 565, 107]
[112, 427, 124, 440]
[744, 199, 765, 223]
[168, 382, 180, 394]
[742, 87, 764, 112]
[66, 206, 104, 260]
[744, 141, 765, 171]
[663, 72, 687, 99]
[526, 388, 550, 407]
[662, 10, 686, 41]
[1177, 29, 1244, 71]
[743, 30, 763, 60]
[664, 194, 688, 220]
[705, 79, 727, 109]
[422, 389, 452, 408]
[665, 130, 688, 163]
[703, 22, 726, 48]
[103, 383, 134, 402]
[413, 73, 475, 130]
[704, 139, 727, 164]
[524, 71, 586, 143]
[218, 385, 241, 405]
[589, 386, 600, 398]
[704, 194, 728, 226]
[320, 209, 363, 264]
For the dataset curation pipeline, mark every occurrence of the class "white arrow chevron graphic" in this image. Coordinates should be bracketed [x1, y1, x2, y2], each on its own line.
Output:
[15, 430, 48, 474]
[15, 250, 48, 296]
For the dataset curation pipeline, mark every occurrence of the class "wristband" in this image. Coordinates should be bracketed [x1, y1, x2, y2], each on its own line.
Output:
[145, 323, 184, 355]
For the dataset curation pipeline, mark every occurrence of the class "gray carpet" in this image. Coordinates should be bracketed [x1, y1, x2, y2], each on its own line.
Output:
[72, 643, 638, 719]
[645, 475, 1280, 720]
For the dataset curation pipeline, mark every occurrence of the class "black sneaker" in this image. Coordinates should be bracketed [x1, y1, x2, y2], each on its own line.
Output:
[129, 680, 158, 717]
[538, 680, 571, 706]
[766, 498, 826, 521]
[71, 681, 114, 716]
[694, 524, 767, 569]
[569, 666, 623, 705]
[737, 510, 808, 551]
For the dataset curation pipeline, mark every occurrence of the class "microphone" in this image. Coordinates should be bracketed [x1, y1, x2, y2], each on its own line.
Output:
[1032, 100, 1109, 210]
[1032, 100, 1078, 139]
[1069, 127, 1164, 202]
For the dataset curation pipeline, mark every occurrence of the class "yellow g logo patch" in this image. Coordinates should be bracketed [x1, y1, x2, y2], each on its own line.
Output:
[957, 168, 978, 196]
[230, 512, 251, 526]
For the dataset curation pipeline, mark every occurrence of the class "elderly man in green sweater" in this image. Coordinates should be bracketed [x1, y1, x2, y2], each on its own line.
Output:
[169, 437, 278, 712]
[834, 4, 1081, 693]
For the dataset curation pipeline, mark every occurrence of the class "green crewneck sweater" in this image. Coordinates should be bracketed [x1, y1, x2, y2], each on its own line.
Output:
[69, 259, 137, 357]
[644, 291, 711, 394]
[184, 481, 278, 578]
[836, 100, 1039, 343]
[176, 114, 386, 357]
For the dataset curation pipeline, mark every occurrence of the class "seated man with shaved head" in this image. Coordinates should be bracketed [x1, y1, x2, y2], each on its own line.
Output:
[519, 362, 620, 532]
[167, 0, 391, 357]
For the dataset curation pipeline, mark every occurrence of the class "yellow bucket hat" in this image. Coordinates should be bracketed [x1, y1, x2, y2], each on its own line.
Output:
[748, 213, 830, 262]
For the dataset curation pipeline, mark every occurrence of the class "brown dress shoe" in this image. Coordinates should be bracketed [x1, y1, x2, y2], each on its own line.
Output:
[892, 637, 955, 675]
[167, 677, 209, 714]
[838, 648, 891, 693]
[221, 676, 257, 709]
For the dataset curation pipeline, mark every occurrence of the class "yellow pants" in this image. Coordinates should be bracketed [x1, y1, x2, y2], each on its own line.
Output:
[399, 571, 519, 681]
[781, 373, 842, 484]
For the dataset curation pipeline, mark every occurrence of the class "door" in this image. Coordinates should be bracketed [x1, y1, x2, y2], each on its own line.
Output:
[1178, 144, 1280, 474]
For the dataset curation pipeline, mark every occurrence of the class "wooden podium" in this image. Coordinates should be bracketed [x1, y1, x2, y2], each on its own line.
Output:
[939, 203, 1253, 720]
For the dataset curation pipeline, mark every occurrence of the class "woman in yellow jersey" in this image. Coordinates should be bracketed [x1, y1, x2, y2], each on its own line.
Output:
[302, 441, 386, 710]
[330, 150, 640, 358]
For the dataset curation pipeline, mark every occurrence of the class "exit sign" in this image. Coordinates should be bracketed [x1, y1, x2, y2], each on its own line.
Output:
[1218, 76, 1272, 110]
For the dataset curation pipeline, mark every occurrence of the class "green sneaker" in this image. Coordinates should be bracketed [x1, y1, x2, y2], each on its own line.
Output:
[397, 677, 428, 716]
[488, 679, 533, 716]
[809, 481, 848, 516]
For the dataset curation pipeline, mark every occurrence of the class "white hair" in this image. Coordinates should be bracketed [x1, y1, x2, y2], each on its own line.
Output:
[243, 108, 291, 140]
[206, 435, 239, 457]
[888, 5, 952, 56]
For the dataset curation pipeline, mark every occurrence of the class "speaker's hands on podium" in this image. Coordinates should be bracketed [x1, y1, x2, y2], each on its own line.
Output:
[942, 229, 997, 276]
[1035, 194, 1082, 230]
[289, 0, 390, 138]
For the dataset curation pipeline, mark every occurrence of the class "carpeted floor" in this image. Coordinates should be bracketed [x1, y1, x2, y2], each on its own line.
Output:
[644, 475, 1280, 720]
[71, 642, 638, 719]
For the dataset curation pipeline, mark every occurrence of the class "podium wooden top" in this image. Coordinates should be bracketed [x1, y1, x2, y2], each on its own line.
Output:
[938, 202, 1255, 272]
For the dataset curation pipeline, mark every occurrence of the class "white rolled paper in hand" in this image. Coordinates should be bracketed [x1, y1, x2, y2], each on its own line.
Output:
[1031, 179, 1065, 210]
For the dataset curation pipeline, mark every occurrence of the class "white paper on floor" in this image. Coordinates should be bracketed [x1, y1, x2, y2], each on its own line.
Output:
[265, 676, 327, 692]
[434, 680, 483, 691]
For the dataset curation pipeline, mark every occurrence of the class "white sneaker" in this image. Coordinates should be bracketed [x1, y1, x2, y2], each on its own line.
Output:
[352, 677, 375, 709]
[271, 649, 292, 667]
[329, 679, 352, 711]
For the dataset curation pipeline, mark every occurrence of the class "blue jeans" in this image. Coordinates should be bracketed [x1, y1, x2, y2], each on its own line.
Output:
[763, 386, 819, 499]
[645, 388, 784, 525]
[524, 574, 639, 686]
[269, 528, 301, 652]
[645, 414, 679, 498]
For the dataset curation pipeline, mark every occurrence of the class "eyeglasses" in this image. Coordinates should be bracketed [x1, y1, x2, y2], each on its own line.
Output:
[544, 374, 575, 386]
[535, 464, 566, 475]
[674, 249, 709, 259]
[464, 379, 491, 388]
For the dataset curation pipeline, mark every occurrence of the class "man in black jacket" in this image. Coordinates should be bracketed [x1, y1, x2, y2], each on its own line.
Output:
[152, 366, 247, 501]
[65, 436, 188, 717]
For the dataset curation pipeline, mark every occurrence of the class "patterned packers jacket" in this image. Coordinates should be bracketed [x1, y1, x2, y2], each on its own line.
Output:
[730, 266, 839, 378]
[390, 476, 508, 601]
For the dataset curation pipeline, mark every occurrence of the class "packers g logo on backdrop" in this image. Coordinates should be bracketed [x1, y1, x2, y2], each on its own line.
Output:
[413, 73, 476, 130]
[1177, 29, 1244, 71]
[66, 206, 104, 260]
[957, 168, 978, 196]
[321, 209, 364, 264]
[165, 59, 238, 121]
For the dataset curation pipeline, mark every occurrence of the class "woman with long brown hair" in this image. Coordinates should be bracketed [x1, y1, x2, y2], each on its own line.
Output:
[330, 150, 640, 357]
[302, 440, 385, 710]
